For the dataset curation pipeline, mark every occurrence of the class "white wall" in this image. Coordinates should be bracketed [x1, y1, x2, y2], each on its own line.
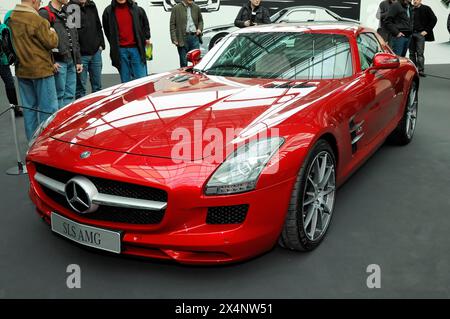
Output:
[2, 0, 450, 75]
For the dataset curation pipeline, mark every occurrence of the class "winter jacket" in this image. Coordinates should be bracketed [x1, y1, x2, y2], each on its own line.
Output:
[8, 4, 58, 79]
[412, 4, 437, 42]
[234, 2, 271, 28]
[170, 2, 204, 48]
[102, 0, 150, 70]
[385, 1, 414, 37]
[69, 0, 105, 56]
[39, 2, 81, 64]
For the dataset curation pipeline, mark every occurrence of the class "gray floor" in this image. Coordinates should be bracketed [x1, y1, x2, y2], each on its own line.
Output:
[0, 66, 449, 299]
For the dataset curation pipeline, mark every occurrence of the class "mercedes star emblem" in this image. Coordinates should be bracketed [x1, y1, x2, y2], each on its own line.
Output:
[64, 176, 99, 214]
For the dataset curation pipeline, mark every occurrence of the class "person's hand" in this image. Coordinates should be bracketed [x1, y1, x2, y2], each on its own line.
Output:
[196, 29, 202, 36]
[76, 64, 83, 74]
[145, 39, 152, 45]
[244, 20, 251, 27]
[53, 63, 61, 73]
[50, 27, 56, 33]
[173, 40, 179, 46]
[99, 46, 103, 51]
[420, 31, 427, 37]
[397, 32, 405, 37]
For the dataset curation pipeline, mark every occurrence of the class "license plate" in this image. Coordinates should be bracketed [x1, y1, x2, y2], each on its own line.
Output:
[51, 212, 121, 254]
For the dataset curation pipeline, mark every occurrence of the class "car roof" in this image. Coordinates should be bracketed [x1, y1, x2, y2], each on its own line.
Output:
[234, 22, 371, 37]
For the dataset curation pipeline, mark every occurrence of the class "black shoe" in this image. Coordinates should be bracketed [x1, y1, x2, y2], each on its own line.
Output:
[13, 105, 23, 117]
[419, 72, 427, 77]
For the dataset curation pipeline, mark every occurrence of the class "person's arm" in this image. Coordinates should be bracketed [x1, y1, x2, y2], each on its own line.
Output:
[140, 7, 151, 40]
[94, 5, 105, 49]
[72, 28, 82, 65]
[197, 7, 204, 32]
[385, 3, 401, 36]
[261, 7, 271, 24]
[423, 6, 437, 35]
[102, 8, 110, 43]
[234, 7, 247, 28]
[35, 19, 58, 51]
[169, 7, 177, 45]
[379, 2, 390, 21]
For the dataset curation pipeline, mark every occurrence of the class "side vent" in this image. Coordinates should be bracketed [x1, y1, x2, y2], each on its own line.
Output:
[349, 117, 364, 154]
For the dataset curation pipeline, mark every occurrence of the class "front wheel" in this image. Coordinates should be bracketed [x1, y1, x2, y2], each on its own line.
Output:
[279, 140, 337, 251]
[208, 32, 229, 50]
[388, 81, 418, 145]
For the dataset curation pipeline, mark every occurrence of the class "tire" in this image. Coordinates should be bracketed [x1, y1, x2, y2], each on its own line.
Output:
[279, 140, 337, 251]
[208, 32, 229, 50]
[388, 81, 418, 146]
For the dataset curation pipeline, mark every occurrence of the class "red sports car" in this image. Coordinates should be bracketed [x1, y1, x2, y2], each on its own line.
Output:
[26, 22, 419, 265]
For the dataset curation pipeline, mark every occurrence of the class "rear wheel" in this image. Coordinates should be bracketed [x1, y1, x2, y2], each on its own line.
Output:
[389, 81, 418, 145]
[279, 140, 336, 251]
[209, 32, 229, 50]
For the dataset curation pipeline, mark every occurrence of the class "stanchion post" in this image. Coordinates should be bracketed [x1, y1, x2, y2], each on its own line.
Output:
[6, 104, 28, 175]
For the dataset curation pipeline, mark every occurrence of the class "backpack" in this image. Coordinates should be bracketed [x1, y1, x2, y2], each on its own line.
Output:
[40, 6, 56, 26]
[0, 11, 17, 66]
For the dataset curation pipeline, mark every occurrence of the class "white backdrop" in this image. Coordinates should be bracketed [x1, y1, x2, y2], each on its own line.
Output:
[1, 0, 449, 74]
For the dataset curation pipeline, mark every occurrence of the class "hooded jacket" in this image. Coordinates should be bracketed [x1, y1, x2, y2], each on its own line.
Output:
[8, 4, 58, 79]
[39, 2, 81, 64]
[102, 0, 150, 70]
[69, 0, 105, 56]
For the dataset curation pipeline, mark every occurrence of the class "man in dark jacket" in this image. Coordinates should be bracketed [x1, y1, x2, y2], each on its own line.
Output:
[170, 0, 203, 68]
[70, 0, 105, 97]
[235, 0, 270, 28]
[409, 0, 437, 77]
[385, 0, 414, 57]
[447, 13, 450, 35]
[40, 0, 83, 108]
[376, 0, 397, 44]
[102, 0, 151, 83]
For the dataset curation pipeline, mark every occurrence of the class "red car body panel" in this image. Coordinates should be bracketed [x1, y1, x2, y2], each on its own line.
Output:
[26, 24, 418, 264]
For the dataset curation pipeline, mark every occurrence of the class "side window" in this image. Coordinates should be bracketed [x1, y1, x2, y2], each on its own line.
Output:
[285, 10, 316, 22]
[357, 33, 382, 71]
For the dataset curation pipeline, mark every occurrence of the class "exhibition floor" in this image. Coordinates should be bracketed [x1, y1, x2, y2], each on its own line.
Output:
[0, 65, 449, 298]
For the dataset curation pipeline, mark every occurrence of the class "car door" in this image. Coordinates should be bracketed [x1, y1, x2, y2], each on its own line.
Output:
[354, 32, 397, 148]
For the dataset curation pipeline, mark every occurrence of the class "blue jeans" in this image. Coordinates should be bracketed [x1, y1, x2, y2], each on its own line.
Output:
[54, 59, 77, 108]
[118, 47, 147, 83]
[18, 76, 58, 140]
[76, 50, 103, 98]
[177, 34, 200, 67]
[391, 35, 411, 57]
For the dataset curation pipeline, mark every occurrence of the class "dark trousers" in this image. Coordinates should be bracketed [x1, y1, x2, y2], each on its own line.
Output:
[0, 64, 18, 105]
[409, 33, 426, 73]
[177, 34, 200, 68]
[391, 35, 411, 57]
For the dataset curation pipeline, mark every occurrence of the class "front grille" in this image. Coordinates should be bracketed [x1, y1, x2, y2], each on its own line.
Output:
[34, 163, 167, 225]
[34, 163, 168, 202]
[40, 185, 165, 225]
[206, 205, 248, 224]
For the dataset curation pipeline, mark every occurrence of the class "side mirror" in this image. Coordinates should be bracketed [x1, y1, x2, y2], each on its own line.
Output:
[187, 49, 201, 66]
[372, 52, 400, 69]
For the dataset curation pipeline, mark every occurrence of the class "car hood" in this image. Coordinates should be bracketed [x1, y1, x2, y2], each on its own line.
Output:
[49, 71, 341, 160]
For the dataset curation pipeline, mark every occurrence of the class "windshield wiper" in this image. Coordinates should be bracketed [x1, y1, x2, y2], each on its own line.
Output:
[203, 63, 250, 74]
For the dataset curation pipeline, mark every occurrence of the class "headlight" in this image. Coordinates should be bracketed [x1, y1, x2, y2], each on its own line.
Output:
[28, 113, 56, 148]
[205, 137, 284, 195]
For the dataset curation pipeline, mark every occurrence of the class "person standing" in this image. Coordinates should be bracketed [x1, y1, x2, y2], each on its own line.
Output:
[376, 0, 397, 44]
[385, 0, 414, 57]
[170, 0, 203, 68]
[103, 0, 151, 83]
[39, 0, 83, 108]
[234, 0, 270, 28]
[8, 0, 59, 140]
[409, 0, 437, 77]
[70, 0, 105, 98]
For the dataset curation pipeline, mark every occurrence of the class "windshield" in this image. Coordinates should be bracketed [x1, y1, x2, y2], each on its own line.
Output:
[196, 32, 353, 80]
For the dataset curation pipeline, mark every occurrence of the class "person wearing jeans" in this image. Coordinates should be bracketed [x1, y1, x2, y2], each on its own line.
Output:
[103, 0, 151, 83]
[385, 0, 414, 57]
[9, 0, 59, 140]
[170, 0, 204, 67]
[409, 0, 437, 77]
[40, 0, 83, 108]
[70, 0, 105, 98]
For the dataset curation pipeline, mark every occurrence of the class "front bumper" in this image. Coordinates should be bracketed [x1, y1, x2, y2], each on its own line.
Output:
[27, 155, 296, 265]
